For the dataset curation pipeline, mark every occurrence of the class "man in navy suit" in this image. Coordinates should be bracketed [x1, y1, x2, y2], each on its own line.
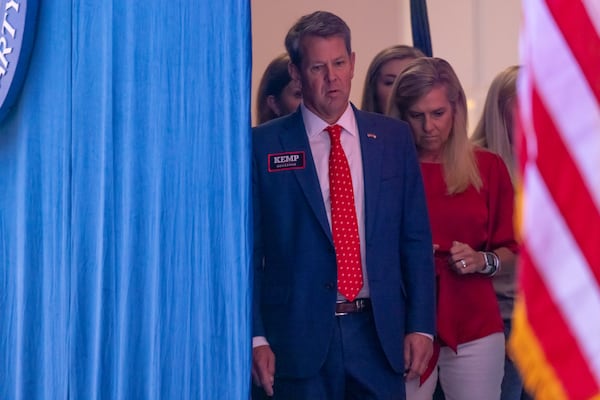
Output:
[251, 11, 435, 399]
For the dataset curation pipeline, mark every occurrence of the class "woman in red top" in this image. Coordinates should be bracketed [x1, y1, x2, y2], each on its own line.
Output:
[387, 57, 518, 400]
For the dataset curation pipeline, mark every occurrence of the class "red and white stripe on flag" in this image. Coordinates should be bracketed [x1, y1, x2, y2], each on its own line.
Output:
[509, 0, 600, 399]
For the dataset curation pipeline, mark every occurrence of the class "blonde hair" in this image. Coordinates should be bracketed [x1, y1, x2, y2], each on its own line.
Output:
[472, 65, 519, 181]
[387, 57, 481, 194]
[361, 45, 425, 114]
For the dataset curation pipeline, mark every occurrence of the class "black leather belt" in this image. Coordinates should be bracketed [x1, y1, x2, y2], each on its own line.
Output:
[335, 298, 371, 316]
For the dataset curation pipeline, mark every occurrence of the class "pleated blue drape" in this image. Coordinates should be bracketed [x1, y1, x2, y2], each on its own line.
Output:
[410, 0, 433, 56]
[0, 1, 252, 399]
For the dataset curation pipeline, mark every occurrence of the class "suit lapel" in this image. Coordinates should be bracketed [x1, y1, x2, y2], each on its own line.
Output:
[279, 111, 333, 244]
[355, 108, 383, 242]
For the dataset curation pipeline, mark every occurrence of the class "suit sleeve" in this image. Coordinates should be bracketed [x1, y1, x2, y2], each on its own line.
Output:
[252, 140, 266, 338]
[399, 127, 436, 336]
[486, 153, 519, 253]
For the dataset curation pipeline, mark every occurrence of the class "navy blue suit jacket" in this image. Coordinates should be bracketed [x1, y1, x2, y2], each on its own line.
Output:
[252, 106, 435, 378]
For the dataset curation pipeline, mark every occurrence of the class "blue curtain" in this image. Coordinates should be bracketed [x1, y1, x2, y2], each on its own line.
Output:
[0, 1, 252, 399]
[410, 0, 433, 57]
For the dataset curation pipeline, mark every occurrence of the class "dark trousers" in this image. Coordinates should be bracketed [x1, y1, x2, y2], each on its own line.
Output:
[253, 311, 404, 400]
[501, 319, 533, 400]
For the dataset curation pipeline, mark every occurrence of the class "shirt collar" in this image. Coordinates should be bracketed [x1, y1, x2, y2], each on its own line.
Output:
[301, 103, 357, 138]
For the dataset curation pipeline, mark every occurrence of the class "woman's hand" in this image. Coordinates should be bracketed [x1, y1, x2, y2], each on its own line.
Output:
[448, 240, 485, 274]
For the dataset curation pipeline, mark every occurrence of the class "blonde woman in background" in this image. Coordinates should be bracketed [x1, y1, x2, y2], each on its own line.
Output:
[361, 45, 424, 114]
[388, 57, 518, 400]
[472, 65, 530, 400]
[472, 66, 519, 179]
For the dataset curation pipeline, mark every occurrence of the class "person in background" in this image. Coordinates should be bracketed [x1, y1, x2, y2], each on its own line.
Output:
[472, 65, 531, 400]
[361, 45, 425, 114]
[472, 65, 519, 179]
[252, 11, 435, 399]
[387, 57, 518, 400]
[255, 53, 302, 125]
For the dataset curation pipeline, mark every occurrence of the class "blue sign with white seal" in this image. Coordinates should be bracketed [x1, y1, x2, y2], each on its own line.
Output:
[0, 0, 39, 123]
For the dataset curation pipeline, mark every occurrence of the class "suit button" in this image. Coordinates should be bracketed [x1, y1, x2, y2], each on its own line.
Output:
[324, 283, 335, 290]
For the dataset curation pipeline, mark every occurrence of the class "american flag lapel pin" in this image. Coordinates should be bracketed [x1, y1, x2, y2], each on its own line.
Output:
[367, 133, 377, 139]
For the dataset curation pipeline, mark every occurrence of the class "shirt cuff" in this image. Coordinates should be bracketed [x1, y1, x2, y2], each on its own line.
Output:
[252, 336, 269, 348]
[414, 332, 434, 341]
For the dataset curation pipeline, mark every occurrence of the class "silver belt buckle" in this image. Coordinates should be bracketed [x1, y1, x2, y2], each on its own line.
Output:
[335, 300, 348, 316]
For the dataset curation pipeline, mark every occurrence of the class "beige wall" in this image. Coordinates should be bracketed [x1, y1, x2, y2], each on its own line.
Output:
[428, 0, 521, 128]
[251, 0, 521, 129]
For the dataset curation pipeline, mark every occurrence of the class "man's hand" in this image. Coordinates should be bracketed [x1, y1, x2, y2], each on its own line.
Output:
[252, 345, 276, 396]
[404, 333, 433, 380]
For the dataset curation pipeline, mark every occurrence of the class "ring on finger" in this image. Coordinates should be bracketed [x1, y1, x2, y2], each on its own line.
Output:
[460, 259, 467, 269]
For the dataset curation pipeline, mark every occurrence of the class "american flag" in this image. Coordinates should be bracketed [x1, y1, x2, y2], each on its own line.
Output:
[509, 0, 600, 399]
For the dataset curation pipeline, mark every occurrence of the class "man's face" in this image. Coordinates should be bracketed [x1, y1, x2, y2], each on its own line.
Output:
[289, 35, 355, 124]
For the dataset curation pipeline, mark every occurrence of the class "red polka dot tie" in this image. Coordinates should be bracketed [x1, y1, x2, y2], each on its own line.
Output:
[326, 124, 363, 301]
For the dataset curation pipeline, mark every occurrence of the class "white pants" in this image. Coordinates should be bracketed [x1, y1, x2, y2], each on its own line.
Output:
[406, 332, 505, 400]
